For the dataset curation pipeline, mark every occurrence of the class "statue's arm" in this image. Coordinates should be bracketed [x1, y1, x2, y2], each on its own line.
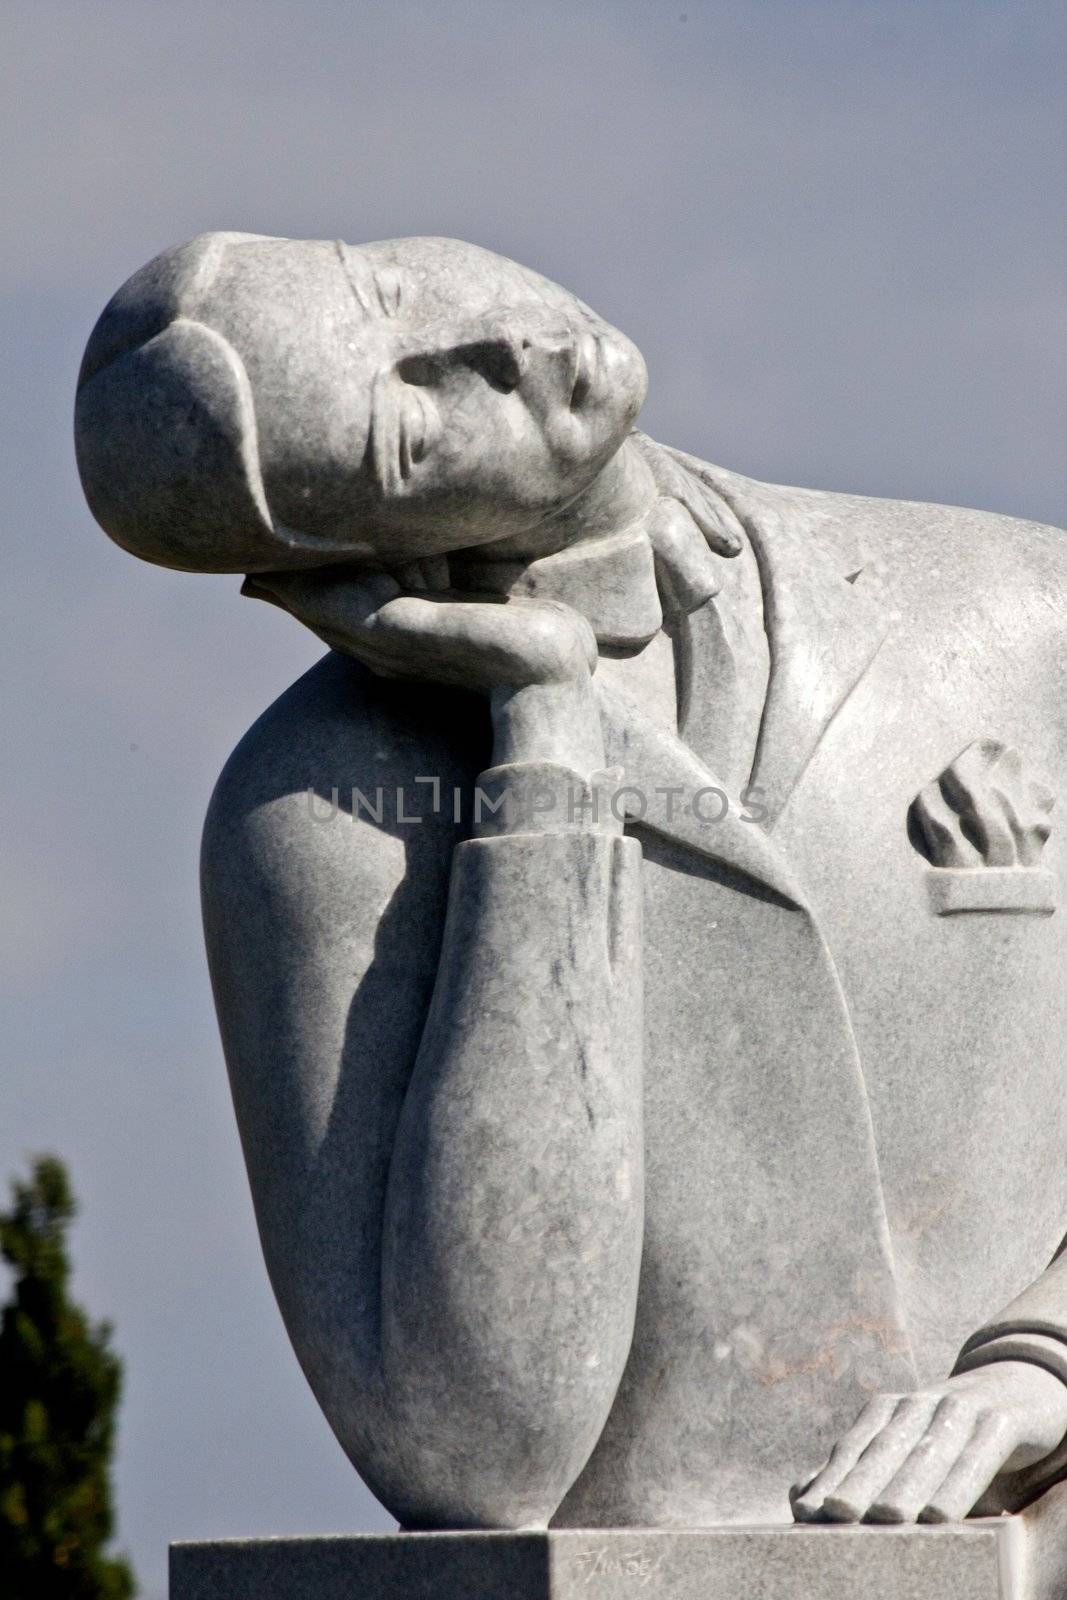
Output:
[203, 618, 644, 1530]
[380, 677, 644, 1528]
[956, 1250, 1067, 1380]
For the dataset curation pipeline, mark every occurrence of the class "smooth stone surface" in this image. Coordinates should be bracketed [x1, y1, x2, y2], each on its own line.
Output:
[170, 1523, 1019, 1600]
[80, 233, 1067, 1560]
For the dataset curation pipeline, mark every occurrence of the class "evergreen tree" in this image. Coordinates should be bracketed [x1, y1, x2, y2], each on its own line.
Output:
[0, 1156, 135, 1599]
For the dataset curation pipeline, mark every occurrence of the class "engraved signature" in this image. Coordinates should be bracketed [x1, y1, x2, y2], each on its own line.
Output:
[573, 1545, 664, 1586]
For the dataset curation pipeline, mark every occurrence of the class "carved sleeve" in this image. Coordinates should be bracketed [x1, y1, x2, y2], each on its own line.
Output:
[378, 759, 645, 1527]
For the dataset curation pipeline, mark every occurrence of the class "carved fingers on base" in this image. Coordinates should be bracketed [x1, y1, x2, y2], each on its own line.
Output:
[790, 1361, 1067, 1525]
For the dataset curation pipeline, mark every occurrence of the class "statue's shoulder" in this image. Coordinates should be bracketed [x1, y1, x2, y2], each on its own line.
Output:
[713, 462, 1067, 641]
[716, 463, 1063, 564]
[202, 651, 486, 898]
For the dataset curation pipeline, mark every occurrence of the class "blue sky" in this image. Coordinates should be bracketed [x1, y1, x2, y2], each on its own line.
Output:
[2, 2, 1064, 1594]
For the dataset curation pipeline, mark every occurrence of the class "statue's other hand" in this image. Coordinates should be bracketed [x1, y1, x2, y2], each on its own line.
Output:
[627, 431, 745, 616]
[242, 568, 598, 692]
[790, 1362, 1067, 1524]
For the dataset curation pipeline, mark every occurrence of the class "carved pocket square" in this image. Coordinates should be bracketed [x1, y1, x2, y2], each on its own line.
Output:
[908, 739, 1056, 916]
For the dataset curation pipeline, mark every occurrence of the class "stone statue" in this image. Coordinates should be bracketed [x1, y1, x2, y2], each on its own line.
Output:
[75, 233, 1067, 1594]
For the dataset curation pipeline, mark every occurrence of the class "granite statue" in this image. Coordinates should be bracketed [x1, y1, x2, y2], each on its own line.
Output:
[75, 233, 1067, 1582]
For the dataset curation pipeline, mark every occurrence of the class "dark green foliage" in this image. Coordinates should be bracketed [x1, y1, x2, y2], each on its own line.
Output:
[0, 1156, 135, 1599]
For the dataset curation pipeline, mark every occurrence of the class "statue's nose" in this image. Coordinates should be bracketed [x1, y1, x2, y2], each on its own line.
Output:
[491, 326, 531, 381]
[468, 318, 578, 395]
[506, 318, 589, 401]
[487, 309, 583, 358]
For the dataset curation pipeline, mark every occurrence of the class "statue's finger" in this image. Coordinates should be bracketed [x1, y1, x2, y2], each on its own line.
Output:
[245, 570, 400, 628]
[632, 430, 744, 558]
[865, 1396, 974, 1522]
[370, 594, 597, 687]
[647, 498, 721, 614]
[675, 483, 745, 559]
[240, 574, 289, 609]
[815, 1395, 940, 1522]
[418, 555, 451, 592]
[919, 1412, 1018, 1523]
[390, 556, 451, 593]
[790, 1393, 900, 1521]
[391, 562, 431, 592]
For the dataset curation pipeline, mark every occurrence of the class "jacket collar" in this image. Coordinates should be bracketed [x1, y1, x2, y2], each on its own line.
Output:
[459, 453, 892, 834]
[451, 522, 664, 649]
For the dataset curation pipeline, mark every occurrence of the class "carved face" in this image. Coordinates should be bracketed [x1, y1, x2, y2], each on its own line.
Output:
[75, 233, 648, 572]
[339, 237, 648, 551]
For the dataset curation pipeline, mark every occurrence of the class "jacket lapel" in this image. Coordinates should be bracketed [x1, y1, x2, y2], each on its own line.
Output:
[591, 454, 914, 1383]
[674, 458, 892, 825]
[595, 679, 918, 1395]
[597, 682, 805, 907]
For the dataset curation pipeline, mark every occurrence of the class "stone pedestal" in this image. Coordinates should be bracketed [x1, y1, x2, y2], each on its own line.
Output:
[171, 1491, 1067, 1600]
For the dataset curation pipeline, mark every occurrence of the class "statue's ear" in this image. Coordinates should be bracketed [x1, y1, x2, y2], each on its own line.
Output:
[74, 316, 277, 573]
[76, 230, 266, 391]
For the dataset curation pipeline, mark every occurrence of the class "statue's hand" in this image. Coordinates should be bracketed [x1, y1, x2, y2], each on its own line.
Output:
[242, 569, 598, 691]
[631, 432, 744, 560]
[627, 431, 745, 615]
[244, 566, 606, 772]
[790, 1361, 1067, 1524]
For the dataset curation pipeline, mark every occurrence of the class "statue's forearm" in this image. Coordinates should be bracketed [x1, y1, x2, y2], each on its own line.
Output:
[378, 684, 644, 1529]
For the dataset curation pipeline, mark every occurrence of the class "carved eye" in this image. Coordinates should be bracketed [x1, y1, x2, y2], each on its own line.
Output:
[396, 340, 524, 395]
[396, 354, 442, 387]
[456, 340, 524, 393]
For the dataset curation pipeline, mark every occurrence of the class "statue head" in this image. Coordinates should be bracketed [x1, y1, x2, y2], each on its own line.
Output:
[74, 233, 648, 574]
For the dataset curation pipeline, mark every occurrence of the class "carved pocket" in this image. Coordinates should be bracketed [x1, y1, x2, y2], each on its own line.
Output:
[908, 739, 1055, 916]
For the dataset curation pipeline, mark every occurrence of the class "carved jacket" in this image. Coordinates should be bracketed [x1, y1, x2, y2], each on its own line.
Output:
[201, 462, 1067, 1527]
